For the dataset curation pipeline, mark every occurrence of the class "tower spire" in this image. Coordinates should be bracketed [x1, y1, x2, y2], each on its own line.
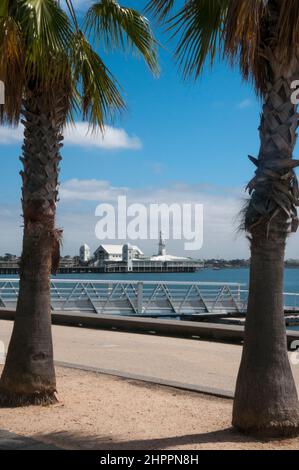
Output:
[158, 231, 166, 256]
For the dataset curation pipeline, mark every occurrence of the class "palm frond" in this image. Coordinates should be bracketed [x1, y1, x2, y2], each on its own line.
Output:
[277, 0, 299, 65]
[0, 0, 157, 128]
[0, 16, 25, 124]
[148, 0, 299, 96]
[223, 0, 299, 94]
[72, 31, 125, 130]
[145, 0, 176, 22]
[170, 0, 229, 80]
[13, 0, 74, 85]
[224, 0, 269, 93]
[0, 0, 9, 18]
[86, 0, 158, 75]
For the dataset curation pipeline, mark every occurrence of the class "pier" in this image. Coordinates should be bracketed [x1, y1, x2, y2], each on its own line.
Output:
[0, 266, 106, 275]
[0, 264, 201, 275]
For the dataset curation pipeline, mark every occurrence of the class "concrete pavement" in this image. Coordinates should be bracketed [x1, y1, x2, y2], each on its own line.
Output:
[1, 319, 299, 397]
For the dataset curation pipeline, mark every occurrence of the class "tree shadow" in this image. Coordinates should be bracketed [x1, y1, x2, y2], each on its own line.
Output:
[35, 427, 284, 450]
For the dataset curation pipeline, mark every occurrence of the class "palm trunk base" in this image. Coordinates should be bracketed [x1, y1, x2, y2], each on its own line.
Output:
[0, 388, 57, 407]
[233, 413, 299, 438]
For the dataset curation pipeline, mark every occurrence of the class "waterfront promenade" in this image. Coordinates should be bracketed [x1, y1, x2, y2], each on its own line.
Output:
[1, 320, 299, 396]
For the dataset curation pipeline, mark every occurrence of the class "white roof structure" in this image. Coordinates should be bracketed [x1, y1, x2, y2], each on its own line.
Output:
[94, 244, 123, 255]
[95, 244, 144, 256]
[131, 246, 144, 255]
[150, 254, 191, 262]
[124, 243, 143, 253]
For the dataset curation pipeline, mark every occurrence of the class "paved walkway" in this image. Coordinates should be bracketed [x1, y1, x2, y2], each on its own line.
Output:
[0, 319, 299, 397]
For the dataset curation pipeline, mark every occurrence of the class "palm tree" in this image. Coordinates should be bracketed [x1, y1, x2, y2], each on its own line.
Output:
[147, 0, 299, 437]
[0, 0, 157, 406]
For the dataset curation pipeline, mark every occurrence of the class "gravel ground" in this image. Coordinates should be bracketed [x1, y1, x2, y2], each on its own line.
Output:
[0, 366, 299, 450]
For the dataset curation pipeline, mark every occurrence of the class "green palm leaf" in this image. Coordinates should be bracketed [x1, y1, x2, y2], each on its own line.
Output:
[0, 0, 9, 18]
[72, 31, 125, 129]
[13, 0, 73, 83]
[171, 0, 229, 79]
[86, 0, 158, 75]
[0, 0, 158, 126]
[145, 0, 175, 21]
[0, 16, 24, 123]
[147, 0, 299, 95]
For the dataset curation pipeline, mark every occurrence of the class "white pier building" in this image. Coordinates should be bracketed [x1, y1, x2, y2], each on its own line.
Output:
[93, 233, 203, 273]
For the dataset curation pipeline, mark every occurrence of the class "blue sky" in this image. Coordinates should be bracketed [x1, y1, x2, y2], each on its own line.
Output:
[1, 1, 299, 259]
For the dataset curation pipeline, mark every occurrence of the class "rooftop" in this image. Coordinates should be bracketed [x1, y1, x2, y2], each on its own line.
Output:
[149, 254, 191, 262]
[94, 245, 123, 255]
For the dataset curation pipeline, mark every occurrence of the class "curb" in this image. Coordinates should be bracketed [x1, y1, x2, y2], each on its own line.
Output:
[56, 360, 234, 400]
[1, 308, 299, 348]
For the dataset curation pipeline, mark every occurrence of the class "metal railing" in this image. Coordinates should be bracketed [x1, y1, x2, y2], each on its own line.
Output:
[239, 290, 299, 313]
[1, 279, 299, 317]
[0, 279, 246, 317]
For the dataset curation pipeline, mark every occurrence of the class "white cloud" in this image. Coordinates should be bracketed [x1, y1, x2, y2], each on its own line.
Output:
[0, 159, 252, 257]
[4, 179, 299, 259]
[0, 126, 23, 144]
[0, 122, 142, 151]
[60, 179, 128, 202]
[58, 178, 248, 257]
[60, 178, 243, 206]
[64, 123, 142, 150]
[237, 99, 252, 110]
[1, 180, 249, 257]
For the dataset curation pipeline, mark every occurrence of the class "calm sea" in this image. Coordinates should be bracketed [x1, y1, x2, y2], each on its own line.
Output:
[2, 267, 299, 289]
[50, 267, 298, 292]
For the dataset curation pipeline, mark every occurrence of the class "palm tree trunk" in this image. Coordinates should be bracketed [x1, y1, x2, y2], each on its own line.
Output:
[0, 89, 63, 406]
[233, 71, 299, 436]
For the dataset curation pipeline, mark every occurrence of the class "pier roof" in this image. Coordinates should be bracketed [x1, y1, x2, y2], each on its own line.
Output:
[94, 245, 123, 255]
[149, 254, 191, 262]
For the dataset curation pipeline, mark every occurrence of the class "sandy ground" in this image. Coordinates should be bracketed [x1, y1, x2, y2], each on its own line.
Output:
[0, 366, 299, 450]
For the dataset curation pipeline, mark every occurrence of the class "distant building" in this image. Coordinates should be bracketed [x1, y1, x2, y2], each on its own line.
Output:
[132, 231, 203, 270]
[0, 254, 20, 271]
[94, 244, 123, 269]
[4, 253, 18, 261]
[79, 244, 91, 263]
[122, 244, 144, 272]
[94, 244, 144, 270]
[92, 237, 202, 273]
[60, 256, 78, 269]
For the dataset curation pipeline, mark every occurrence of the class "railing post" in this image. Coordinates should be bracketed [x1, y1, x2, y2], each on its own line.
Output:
[137, 282, 143, 315]
[237, 284, 241, 301]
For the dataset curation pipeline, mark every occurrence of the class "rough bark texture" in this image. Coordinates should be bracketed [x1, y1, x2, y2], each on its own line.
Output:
[0, 90, 64, 406]
[233, 70, 299, 436]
